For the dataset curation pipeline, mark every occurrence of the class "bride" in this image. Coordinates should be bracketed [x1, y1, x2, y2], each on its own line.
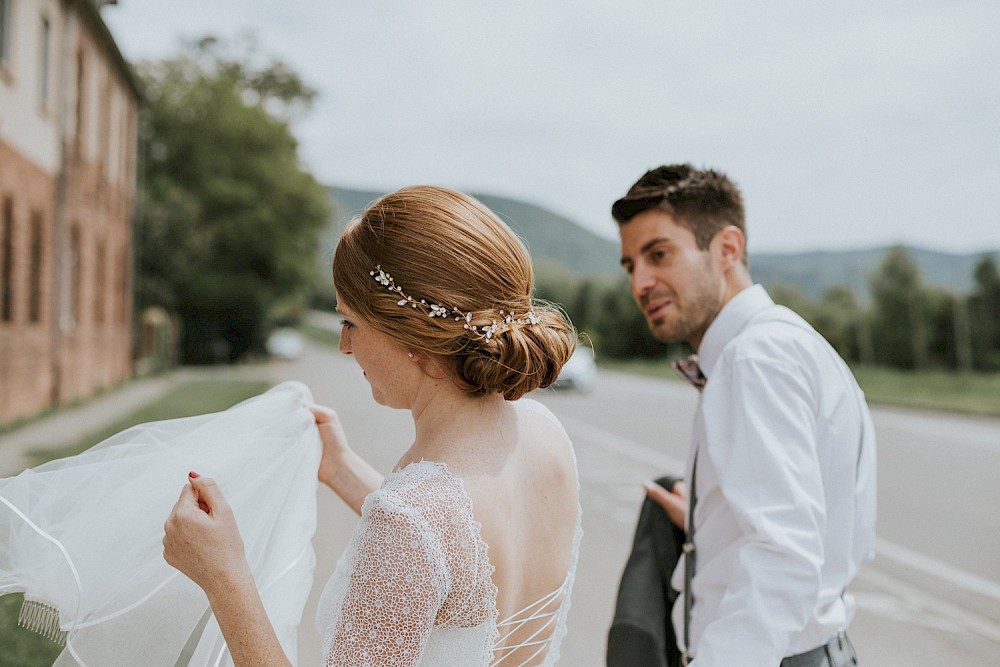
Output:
[162, 185, 583, 666]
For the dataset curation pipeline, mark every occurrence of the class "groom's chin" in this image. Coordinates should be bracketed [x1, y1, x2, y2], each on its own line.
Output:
[648, 319, 676, 344]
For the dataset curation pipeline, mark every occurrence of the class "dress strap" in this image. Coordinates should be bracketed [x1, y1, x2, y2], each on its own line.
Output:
[491, 582, 567, 666]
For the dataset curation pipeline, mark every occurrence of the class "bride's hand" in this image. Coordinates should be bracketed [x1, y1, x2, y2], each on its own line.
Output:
[311, 404, 352, 487]
[163, 473, 250, 595]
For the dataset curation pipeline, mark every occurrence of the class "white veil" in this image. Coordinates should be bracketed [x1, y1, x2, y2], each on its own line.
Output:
[0, 380, 321, 667]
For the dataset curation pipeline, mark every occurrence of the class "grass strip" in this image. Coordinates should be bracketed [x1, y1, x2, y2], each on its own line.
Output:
[0, 594, 62, 666]
[850, 366, 1000, 417]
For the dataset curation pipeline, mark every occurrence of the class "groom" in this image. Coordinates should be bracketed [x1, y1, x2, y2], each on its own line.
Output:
[610, 164, 876, 666]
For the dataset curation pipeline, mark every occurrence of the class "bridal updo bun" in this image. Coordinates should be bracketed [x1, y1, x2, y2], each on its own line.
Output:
[333, 186, 576, 400]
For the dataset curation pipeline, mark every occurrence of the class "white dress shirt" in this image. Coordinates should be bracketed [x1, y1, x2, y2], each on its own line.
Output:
[671, 285, 877, 666]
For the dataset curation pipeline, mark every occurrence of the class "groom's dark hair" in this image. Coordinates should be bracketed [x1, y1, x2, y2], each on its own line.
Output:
[611, 164, 748, 266]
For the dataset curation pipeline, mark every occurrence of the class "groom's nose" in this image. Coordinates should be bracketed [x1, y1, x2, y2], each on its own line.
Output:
[631, 262, 656, 301]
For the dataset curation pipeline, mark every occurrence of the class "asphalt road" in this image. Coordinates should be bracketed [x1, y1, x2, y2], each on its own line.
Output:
[268, 339, 1000, 666]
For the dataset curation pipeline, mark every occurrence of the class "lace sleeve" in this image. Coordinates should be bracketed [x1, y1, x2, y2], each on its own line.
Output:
[325, 488, 450, 667]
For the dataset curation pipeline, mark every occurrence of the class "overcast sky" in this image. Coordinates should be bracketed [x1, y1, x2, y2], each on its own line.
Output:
[102, 1, 999, 254]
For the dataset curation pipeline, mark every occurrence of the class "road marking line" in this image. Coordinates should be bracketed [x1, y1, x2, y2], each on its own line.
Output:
[855, 564, 1000, 644]
[876, 538, 1000, 603]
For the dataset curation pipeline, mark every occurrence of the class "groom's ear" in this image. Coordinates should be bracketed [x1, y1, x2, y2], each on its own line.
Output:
[714, 225, 746, 269]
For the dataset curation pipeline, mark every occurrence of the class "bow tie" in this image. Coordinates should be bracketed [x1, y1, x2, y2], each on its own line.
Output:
[672, 355, 706, 391]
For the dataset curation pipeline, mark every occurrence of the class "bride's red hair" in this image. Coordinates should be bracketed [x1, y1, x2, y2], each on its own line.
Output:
[332, 185, 575, 400]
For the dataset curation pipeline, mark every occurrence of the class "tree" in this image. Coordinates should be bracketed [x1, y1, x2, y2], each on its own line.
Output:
[952, 293, 973, 372]
[534, 262, 578, 317]
[769, 283, 816, 323]
[589, 277, 679, 359]
[137, 36, 330, 363]
[814, 286, 866, 363]
[924, 288, 966, 370]
[870, 246, 929, 369]
[568, 278, 598, 336]
[969, 256, 1000, 370]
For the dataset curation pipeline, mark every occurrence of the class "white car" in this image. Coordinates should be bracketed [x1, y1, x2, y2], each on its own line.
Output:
[266, 328, 305, 360]
[554, 345, 596, 391]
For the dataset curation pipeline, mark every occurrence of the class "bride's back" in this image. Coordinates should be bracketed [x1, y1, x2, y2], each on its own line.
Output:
[457, 400, 580, 665]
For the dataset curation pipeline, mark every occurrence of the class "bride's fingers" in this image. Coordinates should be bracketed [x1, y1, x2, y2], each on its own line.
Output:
[174, 480, 194, 505]
[166, 485, 199, 532]
[188, 474, 229, 516]
[166, 484, 197, 522]
[310, 404, 337, 424]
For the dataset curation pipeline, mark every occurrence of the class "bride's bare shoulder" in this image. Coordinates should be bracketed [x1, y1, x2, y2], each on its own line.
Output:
[513, 399, 572, 454]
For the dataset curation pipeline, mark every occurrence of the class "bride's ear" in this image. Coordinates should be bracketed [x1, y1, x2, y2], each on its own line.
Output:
[407, 349, 449, 378]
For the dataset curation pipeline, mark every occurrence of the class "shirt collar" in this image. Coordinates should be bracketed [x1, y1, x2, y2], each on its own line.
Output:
[697, 284, 773, 378]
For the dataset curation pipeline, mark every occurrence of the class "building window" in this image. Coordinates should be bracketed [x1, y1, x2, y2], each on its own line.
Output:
[119, 246, 130, 324]
[39, 15, 51, 108]
[75, 47, 86, 153]
[94, 240, 105, 324]
[29, 211, 43, 323]
[70, 225, 81, 327]
[1, 198, 13, 323]
[0, 0, 11, 66]
[99, 74, 111, 168]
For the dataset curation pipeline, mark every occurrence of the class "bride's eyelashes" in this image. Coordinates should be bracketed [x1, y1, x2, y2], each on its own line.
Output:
[341, 319, 356, 330]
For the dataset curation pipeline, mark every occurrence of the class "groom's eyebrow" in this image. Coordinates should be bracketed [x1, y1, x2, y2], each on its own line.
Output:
[640, 237, 671, 255]
[620, 237, 671, 268]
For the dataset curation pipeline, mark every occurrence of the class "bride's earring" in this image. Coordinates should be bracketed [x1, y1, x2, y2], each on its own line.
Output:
[407, 352, 414, 359]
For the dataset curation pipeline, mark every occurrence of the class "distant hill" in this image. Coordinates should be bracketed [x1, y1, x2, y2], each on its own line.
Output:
[469, 192, 620, 276]
[753, 247, 1000, 299]
[320, 186, 621, 278]
[319, 186, 998, 299]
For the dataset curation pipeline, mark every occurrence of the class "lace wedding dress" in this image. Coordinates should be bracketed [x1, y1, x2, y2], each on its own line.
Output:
[315, 399, 583, 667]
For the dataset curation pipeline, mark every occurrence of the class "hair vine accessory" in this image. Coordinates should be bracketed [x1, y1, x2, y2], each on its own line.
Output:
[370, 265, 540, 341]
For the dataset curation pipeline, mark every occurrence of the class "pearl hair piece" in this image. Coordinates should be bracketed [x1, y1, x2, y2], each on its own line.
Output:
[370, 265, 540, 341]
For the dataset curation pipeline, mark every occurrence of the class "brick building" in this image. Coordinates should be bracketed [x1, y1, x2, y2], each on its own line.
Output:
[0, 0, 139, 424]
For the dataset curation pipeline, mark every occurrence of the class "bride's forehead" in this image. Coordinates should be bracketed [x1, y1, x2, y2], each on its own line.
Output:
[333, 295, 355, 316]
